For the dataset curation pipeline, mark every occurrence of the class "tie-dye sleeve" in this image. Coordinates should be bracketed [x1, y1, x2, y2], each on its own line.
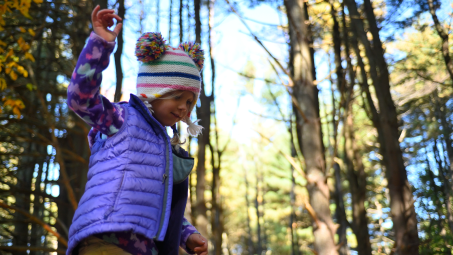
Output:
[180, 217, 200, 254]
[67, 32, 125, 136]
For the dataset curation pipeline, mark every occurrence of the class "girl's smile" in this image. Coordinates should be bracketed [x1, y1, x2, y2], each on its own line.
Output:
[150, 90, 195, 127]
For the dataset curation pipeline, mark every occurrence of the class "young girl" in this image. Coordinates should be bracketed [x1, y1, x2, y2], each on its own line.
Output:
[66, 6, 208, 255]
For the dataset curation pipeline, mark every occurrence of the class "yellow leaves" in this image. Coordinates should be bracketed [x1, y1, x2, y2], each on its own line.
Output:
[2, 98, 25, 119]
[24, 52, 35, 62]
[19, 0, 33, 19]
[5, 49, 13, 59]
[4, 62, 27, 80]
[0, 0, 42, 30]
[28, 28, 35, 36]
[9, 70, 17, 80]
[0, 79, 6, 90]
[17, 37, 30, 51]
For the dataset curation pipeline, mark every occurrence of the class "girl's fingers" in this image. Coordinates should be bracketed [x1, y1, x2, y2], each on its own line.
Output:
[91, 5, 100, 23]
[103, 13, 122, 22]
[96, 9, 115, 24]
[113, 22, 123, 34]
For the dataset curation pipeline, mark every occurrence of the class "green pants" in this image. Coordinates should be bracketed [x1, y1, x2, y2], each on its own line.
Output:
[78, 236, 132, 255]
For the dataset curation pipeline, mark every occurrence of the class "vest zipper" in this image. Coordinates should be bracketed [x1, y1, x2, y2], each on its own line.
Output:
[132, 95, 171, 240]
[155, 137, 170, 240]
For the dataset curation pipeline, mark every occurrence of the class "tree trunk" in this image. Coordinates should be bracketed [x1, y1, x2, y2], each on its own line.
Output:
[285, 0, 338, 254]
[194, 0, 210, 237]
[168, 0, 173, 44]
[113, 0, 124, 102]
[156, 0, 160, 31]
[333, 163, 349, 255]
[243, 167, 255, 255]
[13, 141, 35, 255]
[290, 127, 297, 255]
[328, 4, 348, 254]
[344, 0, 420, 253]
[427, 0, 453, 84]
[343, 113, 373, 255]
[208, 1, 223, 253]
[179, 0, 183, 43]
[254, 164, 262, 255]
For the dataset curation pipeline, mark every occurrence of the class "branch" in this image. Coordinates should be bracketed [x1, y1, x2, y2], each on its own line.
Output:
[267, 59, 309, 123]
[253, 130, 306, 180]
[0, 201, 68, 247]
[224, 0, 295, 85]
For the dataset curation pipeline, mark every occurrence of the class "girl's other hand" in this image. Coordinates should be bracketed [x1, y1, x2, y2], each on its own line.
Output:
[91, 5, 123, 42]
[186, 233, 208, 255]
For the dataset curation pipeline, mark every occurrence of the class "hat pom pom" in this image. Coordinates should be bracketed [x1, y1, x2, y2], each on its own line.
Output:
[136, 32, 167, 62]
[179, 42, 204, 71]
[183, 117, 203, 137]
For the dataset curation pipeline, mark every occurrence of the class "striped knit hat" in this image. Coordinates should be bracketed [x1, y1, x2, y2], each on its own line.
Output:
[135, 32, 204, 136]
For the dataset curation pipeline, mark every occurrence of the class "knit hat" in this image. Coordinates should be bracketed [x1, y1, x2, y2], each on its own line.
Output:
[135, 32, 204, 136]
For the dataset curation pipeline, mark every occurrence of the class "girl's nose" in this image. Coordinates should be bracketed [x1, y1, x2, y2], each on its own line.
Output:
[178, 102, 187, 111]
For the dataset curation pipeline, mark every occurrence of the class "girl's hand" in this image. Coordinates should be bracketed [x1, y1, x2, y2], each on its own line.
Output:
[186, 233, 208, 255]
[91, 5, 123, 42]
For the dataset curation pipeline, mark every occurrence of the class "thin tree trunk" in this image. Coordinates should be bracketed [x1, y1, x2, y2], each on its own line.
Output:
[290, 127, 297, 255]
[328, 4, 348, 253]
[194, 0, 210, 237]
[168, 0, 173, 44]
[30, 158, 45, 255]
[254, 162, 262, 255]
[243, 167, 255, 255]
[427, 0, 453, 83]
[433, 91, 453, 177]
[13, 142, 35, 255]
[343, 113, 372, 255]
[345, 1, 420, 253]
[333, 163, 348, 255]
[94, 0, 108, 9]
[432, 139, 453, 249]
[340, 8, 373, 254]
[285, 0, 338, 254]
[156, 0, 160, 31]
[113, 0, 124, 102]
[179, 0, 183, 43]
[208, 1, 223, 253]
[432, 136, 453, 235]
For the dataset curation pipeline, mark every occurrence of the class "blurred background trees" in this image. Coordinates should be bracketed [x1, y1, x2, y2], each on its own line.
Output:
[0, 0, 452, 254]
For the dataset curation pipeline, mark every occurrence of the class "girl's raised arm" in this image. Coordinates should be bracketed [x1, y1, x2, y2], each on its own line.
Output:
[67, 7, 124, 138]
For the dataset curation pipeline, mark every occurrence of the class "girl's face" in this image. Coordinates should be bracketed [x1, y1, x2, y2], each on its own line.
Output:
[150, 90, 195, 127]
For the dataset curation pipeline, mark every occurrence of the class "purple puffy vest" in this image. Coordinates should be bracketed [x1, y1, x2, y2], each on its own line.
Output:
[67, 95, 174, 255]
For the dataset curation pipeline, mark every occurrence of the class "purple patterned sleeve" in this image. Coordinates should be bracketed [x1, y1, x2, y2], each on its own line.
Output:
[67, 32, 125, 143]
[180, 217, 200, 254]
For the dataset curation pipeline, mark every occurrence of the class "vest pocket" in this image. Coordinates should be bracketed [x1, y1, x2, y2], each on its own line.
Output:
[104, 170, 128, 220]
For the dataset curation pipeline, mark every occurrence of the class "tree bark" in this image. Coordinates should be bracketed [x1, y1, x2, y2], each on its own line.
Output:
[243, 167, 255, 255]
[194, 0, 210, 237]
[427, 0, 453, 84]
[328, 4, 348, 254]
[179, 0, 183, 43]
[254, 164, 262, 255]
[344, 0, 420, 253]
[340, 6, 373, 255]
[113, 0, 124, 102]
[285, 0, 338, 254]
[343, 113, 373, 255]
[168, 0, 173, 44]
